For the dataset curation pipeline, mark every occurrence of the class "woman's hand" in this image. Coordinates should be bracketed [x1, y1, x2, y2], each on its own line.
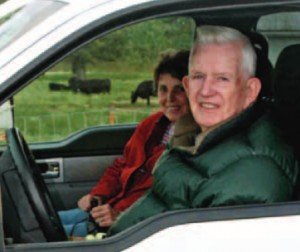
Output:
[78, 194, 103, 211]
[77, 194, 93, 211]
[90, 204, 120, 227]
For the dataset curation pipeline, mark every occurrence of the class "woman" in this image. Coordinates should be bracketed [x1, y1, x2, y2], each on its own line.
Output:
[59, 49, 190, 237]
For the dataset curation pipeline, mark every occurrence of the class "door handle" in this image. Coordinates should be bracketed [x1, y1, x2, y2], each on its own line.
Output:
[43, 165, 59, 178]
[36, 158, 63, 182]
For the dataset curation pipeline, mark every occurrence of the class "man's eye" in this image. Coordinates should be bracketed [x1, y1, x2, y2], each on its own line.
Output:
[218, 76, 229, 82]
[191, 74, 204, 80]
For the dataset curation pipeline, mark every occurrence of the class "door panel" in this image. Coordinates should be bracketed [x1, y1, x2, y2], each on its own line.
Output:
[32, 125, 135, 210]
[44, 155, 119, 210]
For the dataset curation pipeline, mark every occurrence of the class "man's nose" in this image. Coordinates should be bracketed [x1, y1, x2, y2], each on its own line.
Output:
[200, 78, 214, 96]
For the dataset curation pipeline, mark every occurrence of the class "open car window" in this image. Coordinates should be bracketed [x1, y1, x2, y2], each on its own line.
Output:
[258, 12, 300, 64]
[13, 16, 195, 143]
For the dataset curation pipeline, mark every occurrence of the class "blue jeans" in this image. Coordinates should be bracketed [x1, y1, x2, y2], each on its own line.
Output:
[58, 208, 89, 237]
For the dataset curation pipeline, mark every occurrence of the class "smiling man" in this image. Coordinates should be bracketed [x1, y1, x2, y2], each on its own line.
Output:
[185, 34, 260, 133]
[108, 26, 299, 235]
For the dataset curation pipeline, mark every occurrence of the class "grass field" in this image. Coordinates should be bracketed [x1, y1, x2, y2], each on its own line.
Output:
[13, 71, 160, 142]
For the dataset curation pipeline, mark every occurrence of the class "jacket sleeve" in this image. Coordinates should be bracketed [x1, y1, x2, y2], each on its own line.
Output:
[108, 190, 167, 235]
[90, 156, 126, 198]
[191, 155, 296, 208]
[90, 120, 148, 198]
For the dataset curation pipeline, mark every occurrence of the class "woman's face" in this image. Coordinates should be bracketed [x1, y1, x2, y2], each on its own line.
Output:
[157, 73, 189, 122]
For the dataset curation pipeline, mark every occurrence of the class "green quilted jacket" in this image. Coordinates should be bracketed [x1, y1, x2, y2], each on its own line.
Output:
[108, 103, 299, 235]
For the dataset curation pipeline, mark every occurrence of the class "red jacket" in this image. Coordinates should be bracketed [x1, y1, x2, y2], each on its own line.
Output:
[90, 112, 170, 212]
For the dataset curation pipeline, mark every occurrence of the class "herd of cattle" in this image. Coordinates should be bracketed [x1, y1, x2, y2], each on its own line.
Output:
[49, 77, 156, 105]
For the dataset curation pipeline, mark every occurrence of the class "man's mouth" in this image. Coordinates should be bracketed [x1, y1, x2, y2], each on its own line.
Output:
[200, 102, 218, 109]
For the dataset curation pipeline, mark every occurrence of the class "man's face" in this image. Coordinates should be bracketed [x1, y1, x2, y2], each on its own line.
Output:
[183, 43, 260, 132]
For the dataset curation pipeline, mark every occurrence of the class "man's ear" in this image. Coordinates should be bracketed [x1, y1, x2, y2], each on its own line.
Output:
[244, 77, 261, 109]
[182, 75, 190, 95]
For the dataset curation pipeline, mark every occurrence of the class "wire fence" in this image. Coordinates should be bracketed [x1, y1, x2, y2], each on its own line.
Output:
[15, 108, 153, 142]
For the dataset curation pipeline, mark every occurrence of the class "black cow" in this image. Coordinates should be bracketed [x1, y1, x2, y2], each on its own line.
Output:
[68, 77, 111, 94]
[49, 82, 70, 91]
[131, 80, 155, 106]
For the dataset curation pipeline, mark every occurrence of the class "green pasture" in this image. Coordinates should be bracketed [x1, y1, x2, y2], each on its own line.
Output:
[14, 71, 160, 142]
[6, 16, 195, 143]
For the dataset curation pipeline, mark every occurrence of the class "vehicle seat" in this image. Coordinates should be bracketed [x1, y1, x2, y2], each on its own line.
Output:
[271, 44, 300, 199]
[247, 31, 274, 101]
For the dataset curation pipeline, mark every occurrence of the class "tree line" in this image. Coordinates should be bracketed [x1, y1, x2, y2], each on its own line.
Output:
[63, 17, 195, 77]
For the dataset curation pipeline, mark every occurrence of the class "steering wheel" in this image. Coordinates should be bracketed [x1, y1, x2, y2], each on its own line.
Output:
[5, 128, 67, 242]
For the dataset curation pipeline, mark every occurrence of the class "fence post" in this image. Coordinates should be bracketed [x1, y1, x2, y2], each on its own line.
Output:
[109, 106, 116, 124]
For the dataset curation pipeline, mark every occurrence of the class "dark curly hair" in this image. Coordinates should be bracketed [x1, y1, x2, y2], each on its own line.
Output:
[153, 49, 190, 92]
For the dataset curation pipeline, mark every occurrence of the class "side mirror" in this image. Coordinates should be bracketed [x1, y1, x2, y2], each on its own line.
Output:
[0, 99, 14, 143]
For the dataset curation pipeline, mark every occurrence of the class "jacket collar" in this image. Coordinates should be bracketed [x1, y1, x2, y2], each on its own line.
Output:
[156, 112, 171, 126]
[169, 111, 199, 148]
[196, 101, 265, 155]
[174, 112, 198, 135]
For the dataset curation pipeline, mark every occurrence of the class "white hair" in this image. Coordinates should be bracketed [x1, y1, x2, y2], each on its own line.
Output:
[190, 25, 256, 78]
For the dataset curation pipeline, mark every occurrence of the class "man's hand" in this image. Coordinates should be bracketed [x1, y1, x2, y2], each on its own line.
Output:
[90, 204, 120, 227]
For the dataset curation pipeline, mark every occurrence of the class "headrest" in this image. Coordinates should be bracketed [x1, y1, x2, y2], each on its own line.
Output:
[274, 44, 300, 108]
[247, 31, 269, 56]
[245, 31, 273, 99]
[255, 47, 273, 99]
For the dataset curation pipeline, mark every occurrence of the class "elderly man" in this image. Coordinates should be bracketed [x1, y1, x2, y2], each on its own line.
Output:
[108, 26, 299, 235]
